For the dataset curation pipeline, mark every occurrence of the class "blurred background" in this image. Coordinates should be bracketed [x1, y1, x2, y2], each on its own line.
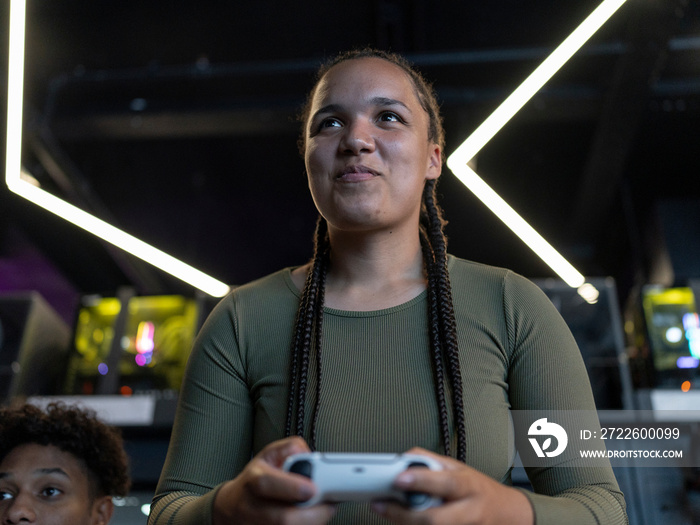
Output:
[1, 1, 700, 523]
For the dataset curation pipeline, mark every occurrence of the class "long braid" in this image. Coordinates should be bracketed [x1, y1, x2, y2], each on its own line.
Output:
[422, 179, 467, 462]
[420, 228, 452, 458]
[285, 217, 329, 443]
[310, 241, 329, 449]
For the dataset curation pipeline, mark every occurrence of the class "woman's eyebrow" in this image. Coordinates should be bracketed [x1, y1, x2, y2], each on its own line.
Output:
[311, 103, 343, 121]
[370, 96, 411, 113]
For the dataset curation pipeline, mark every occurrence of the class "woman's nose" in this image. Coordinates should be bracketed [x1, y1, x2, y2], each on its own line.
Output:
[339, 119, 375, 155]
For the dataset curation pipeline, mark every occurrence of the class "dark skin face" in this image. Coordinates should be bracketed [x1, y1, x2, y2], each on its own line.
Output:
[0, 444, 113, 525]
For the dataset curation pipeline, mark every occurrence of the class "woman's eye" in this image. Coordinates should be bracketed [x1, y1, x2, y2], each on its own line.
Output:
[0, 491, 14, 501]
[378, 111, 402, 123]
[320, 118, 342, 129]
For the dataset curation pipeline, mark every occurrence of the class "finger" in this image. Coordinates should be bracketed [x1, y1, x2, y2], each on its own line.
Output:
[247, 459, 316, 503]
[259, 436, 311, 468]
[403, 447, 463, 471]
[394, 467, 479, 502]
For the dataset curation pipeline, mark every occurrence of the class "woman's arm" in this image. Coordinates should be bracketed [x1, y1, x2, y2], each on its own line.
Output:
[504, 272, 628, 525]
[148, 296, 335, 525]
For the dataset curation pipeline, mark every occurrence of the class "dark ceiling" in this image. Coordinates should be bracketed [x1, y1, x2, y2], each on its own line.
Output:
[2, 0, 700, 322]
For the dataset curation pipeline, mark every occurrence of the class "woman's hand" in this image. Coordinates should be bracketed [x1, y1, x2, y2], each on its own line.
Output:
[213, 436, 336, 525]
[372, 448, 534, 525]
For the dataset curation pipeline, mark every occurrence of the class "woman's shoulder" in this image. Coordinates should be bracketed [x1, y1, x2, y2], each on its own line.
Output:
[199, 267, 300, 332]
[447, 254, 546, 302]
[233, 267, 298, 295]
[447, 254, 514, 286]
[211, 267, 300, 312]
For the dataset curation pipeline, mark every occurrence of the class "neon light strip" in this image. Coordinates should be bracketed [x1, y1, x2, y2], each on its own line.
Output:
[449, 166, 586, 288]
[448, 0, 628, 166]
[11, 173, 231, 297]
[6, 0, 626, 299]
[5, 0, 230, 298]
[5, 0, 25, 187]
[447, 0, 628, 296]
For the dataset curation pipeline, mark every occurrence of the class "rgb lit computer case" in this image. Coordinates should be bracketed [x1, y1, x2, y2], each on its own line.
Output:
[64, 293, 200, 396]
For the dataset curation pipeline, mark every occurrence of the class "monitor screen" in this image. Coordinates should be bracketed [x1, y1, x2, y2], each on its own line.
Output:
[641, 286, 700, 388]
[65, 294, 199, 396]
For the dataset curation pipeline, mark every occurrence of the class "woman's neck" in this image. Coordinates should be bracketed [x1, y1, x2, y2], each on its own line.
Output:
[292, 226, 428, 311]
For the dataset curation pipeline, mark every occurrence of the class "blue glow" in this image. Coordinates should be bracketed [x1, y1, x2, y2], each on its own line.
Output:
[685, 313, 700, 357]
[677, 356, 700, 369]
[683, 312, 699, 331]
[690, 339, 700, 359]
[97, 363, 109, 375]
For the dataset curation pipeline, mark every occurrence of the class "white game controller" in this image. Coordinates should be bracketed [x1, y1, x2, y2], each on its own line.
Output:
[282, 452, 443, 510]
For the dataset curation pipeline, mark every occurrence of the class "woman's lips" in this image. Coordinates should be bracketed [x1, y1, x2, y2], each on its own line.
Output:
[337, 165, 379, 182]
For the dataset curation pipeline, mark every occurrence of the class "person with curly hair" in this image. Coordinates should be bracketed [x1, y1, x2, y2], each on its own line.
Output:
[0, 402, 130, 525]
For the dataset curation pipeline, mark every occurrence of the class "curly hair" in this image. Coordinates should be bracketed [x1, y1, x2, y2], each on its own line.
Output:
[0, 402, 130, 498]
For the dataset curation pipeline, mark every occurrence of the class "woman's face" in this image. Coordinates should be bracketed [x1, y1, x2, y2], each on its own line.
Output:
[0, 444, 113, 525]
[304, 57, 441, 234]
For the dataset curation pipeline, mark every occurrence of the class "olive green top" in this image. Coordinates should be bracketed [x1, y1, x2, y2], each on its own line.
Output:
[149, 256, 627, 525]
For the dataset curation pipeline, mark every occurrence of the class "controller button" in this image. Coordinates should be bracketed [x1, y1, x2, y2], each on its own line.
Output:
[406, 492, 429, 507]
[289, 460, 313, 478]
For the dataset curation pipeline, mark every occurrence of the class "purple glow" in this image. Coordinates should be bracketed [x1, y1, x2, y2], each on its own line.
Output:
[677, 356, 700, 369]
[97, 363, 109, 375]
[134, 352, 153, 367]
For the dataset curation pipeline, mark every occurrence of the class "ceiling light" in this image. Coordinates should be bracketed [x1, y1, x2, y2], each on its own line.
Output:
[447, 0, 628, 302]
[5, 0, 230, 298]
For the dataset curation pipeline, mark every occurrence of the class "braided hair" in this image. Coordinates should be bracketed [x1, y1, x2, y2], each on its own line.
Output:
[286, 49, 466, 462]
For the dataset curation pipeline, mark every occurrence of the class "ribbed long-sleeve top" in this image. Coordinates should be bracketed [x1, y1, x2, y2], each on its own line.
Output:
[149, 255, 628, 525]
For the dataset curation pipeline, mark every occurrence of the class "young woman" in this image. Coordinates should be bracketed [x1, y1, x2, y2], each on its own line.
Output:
[150, 49, 627, 525]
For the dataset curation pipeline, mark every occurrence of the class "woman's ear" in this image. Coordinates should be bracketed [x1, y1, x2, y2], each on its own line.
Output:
[426, 143, 442, 180]
[91, 495, 114, 525]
